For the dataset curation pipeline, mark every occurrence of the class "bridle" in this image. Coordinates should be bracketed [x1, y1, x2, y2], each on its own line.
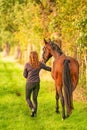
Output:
[42, 45, 52, 63]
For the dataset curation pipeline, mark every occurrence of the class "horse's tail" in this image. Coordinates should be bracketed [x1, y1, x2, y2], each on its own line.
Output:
[63, 59, 72, 112]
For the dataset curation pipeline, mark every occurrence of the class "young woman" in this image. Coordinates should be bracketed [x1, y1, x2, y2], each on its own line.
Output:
[23, 51, 51, 117]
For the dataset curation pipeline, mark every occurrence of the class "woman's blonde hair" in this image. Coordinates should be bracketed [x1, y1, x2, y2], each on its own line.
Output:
[29, 51, 40, 68]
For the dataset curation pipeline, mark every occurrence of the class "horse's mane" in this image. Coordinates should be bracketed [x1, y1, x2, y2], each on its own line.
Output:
[50, 41, 63, 55]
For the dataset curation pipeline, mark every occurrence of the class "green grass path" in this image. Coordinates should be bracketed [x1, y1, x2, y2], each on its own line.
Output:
[0, 59, 87, 130]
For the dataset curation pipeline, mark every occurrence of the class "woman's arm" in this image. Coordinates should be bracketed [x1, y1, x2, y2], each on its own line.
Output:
[41, 62, 51, 71]
[23, 63, 28, 78]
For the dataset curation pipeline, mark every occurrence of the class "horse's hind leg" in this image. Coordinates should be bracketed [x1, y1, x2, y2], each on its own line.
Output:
[55, 89, 59, 113]
[71, 74, 79, 109]
[57, 88, 65, 120]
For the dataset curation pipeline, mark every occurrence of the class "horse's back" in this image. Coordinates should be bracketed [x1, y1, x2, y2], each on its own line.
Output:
[52, 55, 79, 79]
[68, 56, 79, 75]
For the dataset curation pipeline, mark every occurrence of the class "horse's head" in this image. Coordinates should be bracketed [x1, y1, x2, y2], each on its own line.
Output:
[42, 39, 52, 63]
[42, 38, 63, 63]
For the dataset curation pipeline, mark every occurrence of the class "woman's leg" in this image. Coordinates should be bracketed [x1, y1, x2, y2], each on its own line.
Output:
[26, 82, 34, 110]
[32, 83, 40, 113]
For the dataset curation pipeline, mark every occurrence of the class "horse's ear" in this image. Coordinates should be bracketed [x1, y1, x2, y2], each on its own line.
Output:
[44, 38, 48, 45]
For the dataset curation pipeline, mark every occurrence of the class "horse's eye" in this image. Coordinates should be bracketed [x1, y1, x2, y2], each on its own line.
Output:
[42, 47, 46, 51]
[42, 47, 44, 51]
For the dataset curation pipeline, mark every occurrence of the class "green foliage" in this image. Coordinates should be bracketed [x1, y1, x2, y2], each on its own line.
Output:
[76, 18, 87, 48]
[0, 0, 87, 50]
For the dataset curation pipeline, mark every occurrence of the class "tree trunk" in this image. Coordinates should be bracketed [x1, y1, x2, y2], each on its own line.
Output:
[3, 42, 10, 57]
[84, 48, 87, 87]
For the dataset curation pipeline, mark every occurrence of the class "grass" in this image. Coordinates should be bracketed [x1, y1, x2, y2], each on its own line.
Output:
[0, 58, 87, 130]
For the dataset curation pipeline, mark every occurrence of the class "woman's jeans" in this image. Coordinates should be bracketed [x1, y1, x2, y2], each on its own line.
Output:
[26, 82, 40, 113]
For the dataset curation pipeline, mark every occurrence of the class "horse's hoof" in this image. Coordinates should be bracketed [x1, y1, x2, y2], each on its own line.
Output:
[71, 107, 74, 110]
[62, 118, 64, 121]
[56, 110, 60, 114]
[62, 115, 66, 120]
[66, 114, 70, 118]
[62, 117, 65, 121]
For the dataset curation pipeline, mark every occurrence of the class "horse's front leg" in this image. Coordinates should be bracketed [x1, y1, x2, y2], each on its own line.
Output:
[55, 89, 59, 113]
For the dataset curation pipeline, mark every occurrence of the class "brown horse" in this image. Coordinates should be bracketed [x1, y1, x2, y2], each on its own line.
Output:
[42, 39, 79, 120]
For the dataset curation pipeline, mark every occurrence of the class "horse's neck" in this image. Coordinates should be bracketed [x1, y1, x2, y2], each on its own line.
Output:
[51, 50, 61, 59]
